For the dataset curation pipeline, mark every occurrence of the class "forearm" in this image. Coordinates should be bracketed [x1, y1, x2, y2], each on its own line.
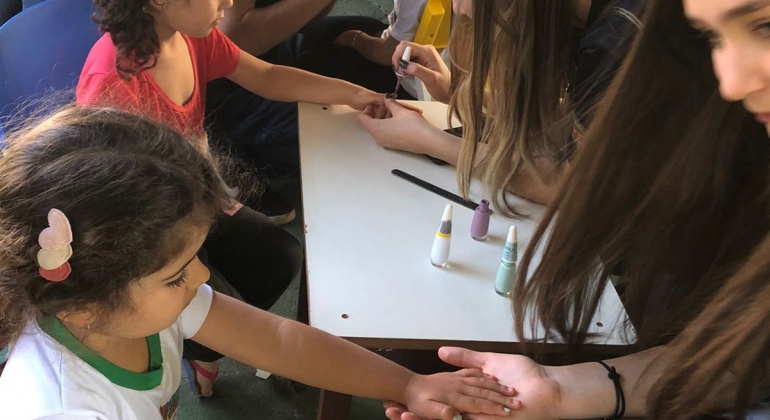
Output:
[504, 158, 568, 206]
[270, 318, 414, 402]
[420, 128, 462, 165]
[220, 0, 335, 57]
[353, 34, 398, 66]
[548, 347, 665, 419]
[246, 64, 363, 105]
[196, 293, 414, 403]
[425, 129, 561, 206]
[505, 172, 558, 206]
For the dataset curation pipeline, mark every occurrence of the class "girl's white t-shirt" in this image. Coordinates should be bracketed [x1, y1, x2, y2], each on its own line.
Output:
[381, 0, 428, 42]
[0, 284, 214, 420]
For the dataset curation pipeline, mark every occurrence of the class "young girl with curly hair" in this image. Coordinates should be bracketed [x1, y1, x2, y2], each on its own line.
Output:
[74, 0, 388, 397]
[0, 107, 519, 420]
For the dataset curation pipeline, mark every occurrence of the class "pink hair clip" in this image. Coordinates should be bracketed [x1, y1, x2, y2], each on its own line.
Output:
[36, 209, 73, 282]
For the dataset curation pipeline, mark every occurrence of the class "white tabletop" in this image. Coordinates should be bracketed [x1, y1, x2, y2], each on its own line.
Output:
[298, 101, 631, 350]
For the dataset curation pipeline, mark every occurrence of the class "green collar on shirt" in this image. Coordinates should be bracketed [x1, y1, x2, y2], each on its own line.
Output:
[38, 317, 163, 391]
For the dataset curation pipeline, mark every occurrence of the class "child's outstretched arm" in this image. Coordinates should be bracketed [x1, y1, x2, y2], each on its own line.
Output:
[192, 292, 520, 419]
[228, 50, 384, 111]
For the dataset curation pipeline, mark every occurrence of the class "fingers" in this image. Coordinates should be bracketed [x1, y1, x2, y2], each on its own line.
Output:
[405, 62, 439, 84]
[396, 100, 424, 115]
[384, 401, 405, 408]
[372, 103, 388, 119]
[392, 41, 420, 68]
[369, 99, 420, 119]
[439, 347, 488, 371]
[383, 98, 408, 114]
[358, 107, 378, 132]
[417, 401, 463, 420]
[393, 41, 440, 67]
[385, 406, 406, 420]
[460, 376, 518, 399]
[361, 104, 376, 118]
[384, 99, 422, 117]
[453, 369, 498, 381]
[385, 407, 427, 420]
[445, 391, 521, 417]
[402, 411, 426, 420]
[358, 105, 390, 135]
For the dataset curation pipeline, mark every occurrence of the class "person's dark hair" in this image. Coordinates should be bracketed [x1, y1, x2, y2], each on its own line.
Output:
[514, 0, 770, 352]
[93, 0, 159, 79]
[0, 107, 228, 348]
[450, 0, 574, 218]
[650, 234, 770, 419]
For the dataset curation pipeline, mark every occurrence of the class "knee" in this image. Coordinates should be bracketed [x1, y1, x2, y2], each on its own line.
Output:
[274, 230, 303, 282]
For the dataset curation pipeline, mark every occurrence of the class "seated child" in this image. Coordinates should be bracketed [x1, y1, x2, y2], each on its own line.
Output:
[77, 0, 385, 394]
[0, 107, 520, 420]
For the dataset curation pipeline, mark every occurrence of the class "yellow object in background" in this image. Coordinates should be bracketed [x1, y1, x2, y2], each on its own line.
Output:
[413, 0, 451, 49]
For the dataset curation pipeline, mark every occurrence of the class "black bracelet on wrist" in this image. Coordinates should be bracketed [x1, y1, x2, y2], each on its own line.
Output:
[596, 360, 625, 420]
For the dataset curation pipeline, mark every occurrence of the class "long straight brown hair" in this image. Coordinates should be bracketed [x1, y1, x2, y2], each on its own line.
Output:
[514, 0, 770, 353]
[449, 0, 574, 218]
[650, 235, 770, 418]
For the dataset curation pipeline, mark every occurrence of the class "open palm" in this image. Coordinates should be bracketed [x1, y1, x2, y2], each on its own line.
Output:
[384, 347, 563, 420]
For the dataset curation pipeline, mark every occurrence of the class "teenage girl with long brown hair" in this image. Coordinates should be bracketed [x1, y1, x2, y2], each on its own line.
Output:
[386, 0, 770, 419]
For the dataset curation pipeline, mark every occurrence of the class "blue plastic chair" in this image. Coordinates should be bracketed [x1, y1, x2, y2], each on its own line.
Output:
[0, 0, 100, 136]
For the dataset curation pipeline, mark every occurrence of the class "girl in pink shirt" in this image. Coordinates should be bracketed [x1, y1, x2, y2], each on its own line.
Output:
[76, 0, 385, 397]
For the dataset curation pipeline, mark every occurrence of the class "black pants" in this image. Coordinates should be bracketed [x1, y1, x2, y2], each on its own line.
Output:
[296, 16, 415, 99]
[183, 205, 303, 362]
[205, 24, 306, 180]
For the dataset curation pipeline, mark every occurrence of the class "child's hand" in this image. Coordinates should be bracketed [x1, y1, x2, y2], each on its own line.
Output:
[399, 369, 521, 419]
[359, 99, 437, 155]
[392, 41, 451, 103]
[349, 89, 385, 111]
[384, 348, 565, 420]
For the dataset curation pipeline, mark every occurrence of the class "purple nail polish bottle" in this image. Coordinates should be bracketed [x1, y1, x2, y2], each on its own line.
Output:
[471, 200, 490, 241]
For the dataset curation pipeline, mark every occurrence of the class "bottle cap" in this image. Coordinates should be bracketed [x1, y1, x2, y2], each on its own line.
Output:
[506, 225, 517, 244]
[441, 204, 452, 221]
[401, 46, 412, 62]
[470, 199, 490, 241]
[437, 204, 453, 235]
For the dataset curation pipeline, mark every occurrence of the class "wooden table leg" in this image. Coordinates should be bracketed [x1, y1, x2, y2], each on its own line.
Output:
[317, 389, 352, 420]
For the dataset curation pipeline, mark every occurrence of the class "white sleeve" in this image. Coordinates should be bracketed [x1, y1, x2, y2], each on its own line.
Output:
[37, 416, 99, 420]
[388, 0, 429, 42]
[180, 284, 214, 339]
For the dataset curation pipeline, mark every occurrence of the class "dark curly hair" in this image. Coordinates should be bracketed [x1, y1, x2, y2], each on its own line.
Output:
[93, 0, 160, 79]
[0, 106, 229, 348]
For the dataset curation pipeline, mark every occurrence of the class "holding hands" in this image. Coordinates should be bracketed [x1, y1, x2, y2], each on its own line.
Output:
[349, 88, 387, 111]
[359, 99, 438, 154]
[400, 369, 521, 420]
[356, 41, 460, 163]
[386, 347, 563, 420]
